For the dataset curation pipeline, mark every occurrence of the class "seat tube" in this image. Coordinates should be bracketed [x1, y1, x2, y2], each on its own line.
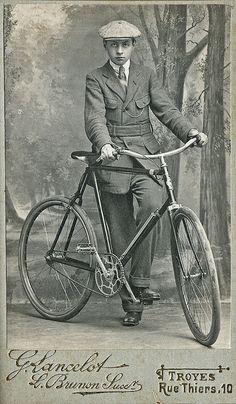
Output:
[92, 171, 112, 253]
[70, 169, 90, 206]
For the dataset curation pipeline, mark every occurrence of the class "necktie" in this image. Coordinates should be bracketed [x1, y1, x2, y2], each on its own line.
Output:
[118, 65, 127, 94]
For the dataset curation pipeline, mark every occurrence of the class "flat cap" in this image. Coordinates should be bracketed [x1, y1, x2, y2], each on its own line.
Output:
[99, 20, 141, 39]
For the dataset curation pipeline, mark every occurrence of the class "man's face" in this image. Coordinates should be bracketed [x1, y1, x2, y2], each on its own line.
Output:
[104, 38, 134, 65]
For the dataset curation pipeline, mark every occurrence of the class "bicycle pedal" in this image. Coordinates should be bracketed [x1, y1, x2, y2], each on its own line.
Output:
[76, 244, 96, 254]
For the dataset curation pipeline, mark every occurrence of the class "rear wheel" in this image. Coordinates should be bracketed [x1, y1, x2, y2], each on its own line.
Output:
[18, 197, 97, 321]
[171, 207, 221, 346]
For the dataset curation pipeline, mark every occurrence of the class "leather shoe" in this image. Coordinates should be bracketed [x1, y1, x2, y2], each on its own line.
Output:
[132, 286, 160, 305]
[122, 311, 142, 326]
[140, 287, 160, 301]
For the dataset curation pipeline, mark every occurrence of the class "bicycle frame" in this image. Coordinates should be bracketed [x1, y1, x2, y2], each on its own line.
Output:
[48, 138, 195, 301]
[20, 137, 221, 345]
[70, 154, 179, 266]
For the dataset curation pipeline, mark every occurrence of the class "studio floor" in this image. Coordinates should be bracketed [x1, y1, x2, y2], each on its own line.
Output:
[6, 296, 231, 350]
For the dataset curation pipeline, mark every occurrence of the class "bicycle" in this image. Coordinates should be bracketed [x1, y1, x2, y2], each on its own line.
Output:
[18, 137, 221, 346]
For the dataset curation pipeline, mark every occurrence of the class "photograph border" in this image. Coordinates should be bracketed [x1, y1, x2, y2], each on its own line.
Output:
[1, 1, 235, 403]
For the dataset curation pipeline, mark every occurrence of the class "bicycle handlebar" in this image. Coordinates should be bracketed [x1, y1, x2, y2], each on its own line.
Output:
[95, 137, 196, 163]
[118, 138, 196, 160]
[71, 138, 196, 163]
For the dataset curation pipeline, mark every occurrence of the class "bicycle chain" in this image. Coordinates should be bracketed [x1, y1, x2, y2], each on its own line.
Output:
[49, 253, 124, 298]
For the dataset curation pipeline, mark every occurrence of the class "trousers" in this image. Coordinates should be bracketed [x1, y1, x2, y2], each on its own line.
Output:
[101, 166, 162, 313]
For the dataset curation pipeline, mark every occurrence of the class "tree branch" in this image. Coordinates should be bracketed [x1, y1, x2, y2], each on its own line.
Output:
[187, 39, 199, 46]
[179, 14, 206, 40]
[224, 108, 231, 118]
[184, 34, 208, 72]
[224, 41, 231, 53]
[163, 4, 169, 23]
[126, 6, 139, 18]
[138, 5, 159, 66]
[189, 87, 209, 107]
[108, 5, 123, 20]
[153, 4, 162, 35]
[223, 62, 230, 70]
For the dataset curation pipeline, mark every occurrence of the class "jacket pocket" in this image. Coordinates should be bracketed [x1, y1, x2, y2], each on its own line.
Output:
[135, 95, 150, 109]
[104, 97, 117, 109]
[143, 133, 160, 154]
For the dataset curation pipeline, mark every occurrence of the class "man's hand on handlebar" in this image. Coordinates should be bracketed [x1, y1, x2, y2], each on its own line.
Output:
[100, 143, 118, 162]
[98, 130, 207, 164]
[188, 129, 208, 147]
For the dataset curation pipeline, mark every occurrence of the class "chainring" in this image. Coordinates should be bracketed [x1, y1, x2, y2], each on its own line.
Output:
[95, 253, 124, 297]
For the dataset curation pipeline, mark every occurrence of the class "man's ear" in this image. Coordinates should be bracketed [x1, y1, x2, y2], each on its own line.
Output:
[103, 39, 107, 49]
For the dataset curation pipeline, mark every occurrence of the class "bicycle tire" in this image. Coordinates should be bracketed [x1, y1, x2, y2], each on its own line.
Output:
[18, 197, 97, 321]
[170, 206, 221, 346]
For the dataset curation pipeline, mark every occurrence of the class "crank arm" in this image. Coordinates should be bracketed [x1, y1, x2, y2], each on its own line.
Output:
[93, 250, 110, 277]
[76, 244, 110, 277]
[122, 278, 140, 304]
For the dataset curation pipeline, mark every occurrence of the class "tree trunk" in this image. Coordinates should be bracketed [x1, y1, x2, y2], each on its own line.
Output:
[139, 4, 208, 256]
[6, 185, 23, 225]
[160, 5, 187, 185]
[155, 5, 188, 254]
[200, 5, 230, 297]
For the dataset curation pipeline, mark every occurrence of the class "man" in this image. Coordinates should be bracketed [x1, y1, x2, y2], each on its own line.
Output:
[84, 20, 207, 326]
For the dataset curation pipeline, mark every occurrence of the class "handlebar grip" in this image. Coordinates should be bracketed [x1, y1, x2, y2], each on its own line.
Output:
[71, 151, 97, 159]
[96, 149, 119, 163]
[95, 156, 103, 163]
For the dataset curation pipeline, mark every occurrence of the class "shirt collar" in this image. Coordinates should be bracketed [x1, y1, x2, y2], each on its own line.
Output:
[109, 59, 130, 75]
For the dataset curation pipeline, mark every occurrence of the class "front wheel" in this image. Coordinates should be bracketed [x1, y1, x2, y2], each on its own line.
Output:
[18, 197, 97, 321]
[170, 207, 221, 346]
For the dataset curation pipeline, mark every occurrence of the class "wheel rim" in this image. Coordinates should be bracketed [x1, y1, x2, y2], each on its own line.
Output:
[175, 215, 215, 339]
[22, 202, 94, 317]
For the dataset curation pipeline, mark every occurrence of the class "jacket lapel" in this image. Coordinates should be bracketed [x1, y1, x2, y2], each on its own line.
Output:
[123, 61, 142, 109]
[101, 60, 142, 105]
[102, 61, 126, 102]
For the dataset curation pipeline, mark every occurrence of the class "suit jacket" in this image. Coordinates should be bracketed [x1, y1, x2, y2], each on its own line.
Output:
[84, 60, 193, 193]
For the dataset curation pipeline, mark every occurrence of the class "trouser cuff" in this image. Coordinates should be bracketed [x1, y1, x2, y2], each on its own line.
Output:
[129, 275, 150, 288]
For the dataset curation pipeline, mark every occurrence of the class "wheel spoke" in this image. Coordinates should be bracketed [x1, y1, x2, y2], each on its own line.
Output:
[19, 199, 95, 320]
[171, 208, 220, 345]
[187, 279, 212, 324]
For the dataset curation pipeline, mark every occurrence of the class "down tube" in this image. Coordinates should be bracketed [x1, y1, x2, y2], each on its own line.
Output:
[120, 198, 171, 267]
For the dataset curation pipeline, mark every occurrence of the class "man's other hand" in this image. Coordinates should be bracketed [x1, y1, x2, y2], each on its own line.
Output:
[100, 144, 118, 161]
[188, 129, 208, 147]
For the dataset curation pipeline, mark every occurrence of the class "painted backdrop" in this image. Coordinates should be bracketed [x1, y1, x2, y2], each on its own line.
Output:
[5, 3, 231, 302]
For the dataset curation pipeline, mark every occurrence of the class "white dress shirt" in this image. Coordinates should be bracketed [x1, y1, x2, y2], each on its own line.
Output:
[110, 59, 130, 82]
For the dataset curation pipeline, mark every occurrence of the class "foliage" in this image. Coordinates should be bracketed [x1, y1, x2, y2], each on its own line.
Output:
[5, 5, 84, 207]
[3, 5, 17, 49]
[4, 4, 230, 212]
